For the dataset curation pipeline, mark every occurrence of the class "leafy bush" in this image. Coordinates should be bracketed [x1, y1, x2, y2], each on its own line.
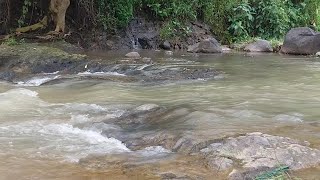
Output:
[97, 0, 134, 31]
[228, 2, 255, 41]
[227, 0, 319, 42]
[253, 0, 291, 39]
[5, 0, 319, 43]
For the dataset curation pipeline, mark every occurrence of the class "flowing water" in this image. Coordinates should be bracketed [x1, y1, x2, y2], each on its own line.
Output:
[1, 52, 320, 179]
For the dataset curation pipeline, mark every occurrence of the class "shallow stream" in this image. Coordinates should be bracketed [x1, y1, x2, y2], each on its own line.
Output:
[1, 52, 320, 179]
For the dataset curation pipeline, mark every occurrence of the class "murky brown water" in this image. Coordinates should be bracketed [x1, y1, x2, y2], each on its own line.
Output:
[1, 52, 320, 179]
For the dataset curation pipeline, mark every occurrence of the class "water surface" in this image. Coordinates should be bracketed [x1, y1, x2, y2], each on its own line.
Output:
[1, 52, 320, 179]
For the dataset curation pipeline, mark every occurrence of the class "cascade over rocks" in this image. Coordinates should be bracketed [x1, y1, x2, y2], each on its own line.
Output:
[78, 103, 320, 179]
[281, 27, 320, 55]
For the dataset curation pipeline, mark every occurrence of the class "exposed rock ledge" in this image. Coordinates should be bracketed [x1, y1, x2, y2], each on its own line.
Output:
[0, 43, 220, 83]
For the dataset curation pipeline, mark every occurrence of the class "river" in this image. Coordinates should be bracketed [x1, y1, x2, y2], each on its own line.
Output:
[0, 52, 320, 179]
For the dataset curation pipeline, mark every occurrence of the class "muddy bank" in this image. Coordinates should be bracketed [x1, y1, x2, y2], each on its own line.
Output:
[0, 43, 220, 84]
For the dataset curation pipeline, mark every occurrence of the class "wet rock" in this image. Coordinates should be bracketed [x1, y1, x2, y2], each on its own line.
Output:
[200, 132, 320, 178]
[0, 71, 15, 81]
[160, 40, 171, 50]
[124, 131, 179, 151]
[0, 44, 88, 80]
[244, 40, 273, 52]
[221, 45, 232, 52]
[108, 104, 167, 129]
[0, 43, 220, 83]
[205, 156, 234, 171]
[281, 27, 320, 55]
[140, 67, 219, 82]
[135, 104, 160, 111]
[165, 51, 173, 56]
[125, 52, 141, 59]
[187, 38, 222, 53]
[161, 172, 177, 179]
[160, 173, 193, 180]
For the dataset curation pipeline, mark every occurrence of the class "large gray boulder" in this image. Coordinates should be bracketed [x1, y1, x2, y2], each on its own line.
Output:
[244, 39, 273, 52]
[281, 27, 320, 55]
[187, 38, 222, 53]
[200, 132, 320, 179]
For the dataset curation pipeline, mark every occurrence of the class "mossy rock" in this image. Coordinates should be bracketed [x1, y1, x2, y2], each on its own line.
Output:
[0, 43, 88, 75]
[0, 43, 87, 62]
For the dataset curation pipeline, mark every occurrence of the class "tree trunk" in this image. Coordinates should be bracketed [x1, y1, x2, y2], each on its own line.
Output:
[49, 0, 70, 33]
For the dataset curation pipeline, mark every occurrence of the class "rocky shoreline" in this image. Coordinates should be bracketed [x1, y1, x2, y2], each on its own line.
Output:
[2, 27, 319, 84]
[0, 43, 220, 84]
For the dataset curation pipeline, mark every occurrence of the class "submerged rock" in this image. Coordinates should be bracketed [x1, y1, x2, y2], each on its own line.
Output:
[187, 38, 222, 53]
[281, 27, 320, 55]
[107, 104, 166, 129]
[135, 104, 160, 111]
[244, 40, 273, 52]
[165, 51, 173, 56]
[125, 52, 141, 59]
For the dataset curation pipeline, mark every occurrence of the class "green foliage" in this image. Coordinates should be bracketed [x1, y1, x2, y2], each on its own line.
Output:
[254, 0, 291, 39]
[141, 0, 200, 40]
[228, 2, 255, 41]
[160, 20, 192, 39]
[227, 0, 319, 42]
[255, 166, 290, 180]
[144, 0, 197, 20]
[12, 0, 320, 43]
[97, 0, 134, 31]
[18, 0, 32, 27]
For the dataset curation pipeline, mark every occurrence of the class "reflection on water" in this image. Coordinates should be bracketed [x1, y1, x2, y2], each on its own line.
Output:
[0, 53, 320, 179]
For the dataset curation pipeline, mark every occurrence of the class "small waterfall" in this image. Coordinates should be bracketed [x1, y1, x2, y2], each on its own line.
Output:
[131, 36, 140, 49]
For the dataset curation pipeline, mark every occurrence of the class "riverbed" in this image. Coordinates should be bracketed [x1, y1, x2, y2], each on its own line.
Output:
[0, 52, 320, 179]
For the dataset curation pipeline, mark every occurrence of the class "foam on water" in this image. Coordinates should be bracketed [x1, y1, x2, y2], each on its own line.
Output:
[0, 89, 62, 120]
[135, 146, 172, 157]
[273, 113, 304, 122]
[0, 88, 39, 97]
[44, 71, 60, 75]
[0, 121, 130, 162]
[70, 114, 91, 124]
[63, 103, 107, 112]
[16, 76, 60, 86]
[78, 71, 126, 76]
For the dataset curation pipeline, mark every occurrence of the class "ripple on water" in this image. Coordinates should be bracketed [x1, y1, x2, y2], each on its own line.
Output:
[273, 113, 304, 123]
